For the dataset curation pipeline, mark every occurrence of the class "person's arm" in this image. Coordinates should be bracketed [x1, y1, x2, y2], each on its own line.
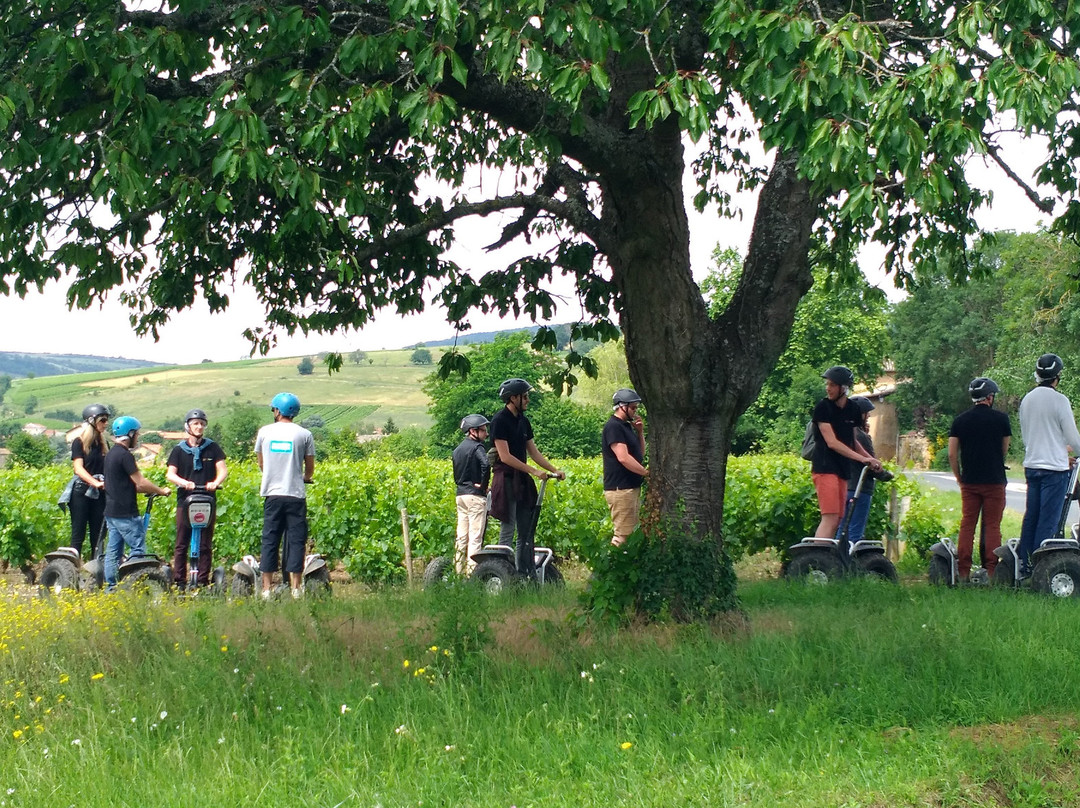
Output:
[612, 442, 648, 477]
[72, 457, 104, 488]
[494, 438, 543, 477]
[948, 437, 961, 483]
[165, 463, 195, 491]
[526, 440, 565, 480]
[130, 470, 170, 497]
[207, 458, 228, 491]
[819, 422, 882, 470]
[1061, 401, 1080, 455]
[303, 455, 315, 483]
[1002, 435, 1011, 460]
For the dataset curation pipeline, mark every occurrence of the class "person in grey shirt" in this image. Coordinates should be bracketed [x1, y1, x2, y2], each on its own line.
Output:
[255, 392, 315, 598]
[1018, 353, 1080, 575]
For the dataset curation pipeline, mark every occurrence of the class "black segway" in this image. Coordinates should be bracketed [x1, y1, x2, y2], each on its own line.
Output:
[468, 475, 564, 594]
[928, 520, 992, 587]
[80, 494, 173, 595]
[785, 466, 898, 584]
[994, 462, 1080, 596]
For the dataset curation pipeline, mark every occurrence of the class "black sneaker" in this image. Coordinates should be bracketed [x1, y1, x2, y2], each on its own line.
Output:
[1019, 563, 1033, 580]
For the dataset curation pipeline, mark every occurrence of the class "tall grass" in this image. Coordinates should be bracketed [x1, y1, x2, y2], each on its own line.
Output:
[2, 579, 1079, 807]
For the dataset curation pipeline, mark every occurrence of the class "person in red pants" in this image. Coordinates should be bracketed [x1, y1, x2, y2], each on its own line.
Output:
[166, 409, 228, 589]
[948, 378, 1011, 581]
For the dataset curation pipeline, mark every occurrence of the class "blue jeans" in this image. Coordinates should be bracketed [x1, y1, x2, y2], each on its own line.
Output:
[836, 489, 873, 543]
[1019, 468, 1070, 566]
[104, 516, 148, 587]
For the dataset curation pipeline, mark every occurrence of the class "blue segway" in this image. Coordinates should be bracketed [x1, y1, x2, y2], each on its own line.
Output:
[183, 487, 227, 595]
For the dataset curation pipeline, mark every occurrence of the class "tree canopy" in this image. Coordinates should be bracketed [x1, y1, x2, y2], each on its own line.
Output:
[5, 0, 1079, 616]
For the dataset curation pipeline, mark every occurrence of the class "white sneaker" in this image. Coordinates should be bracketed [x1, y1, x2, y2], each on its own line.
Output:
[291, 587, 302, 600]
[261, 589, 272, 600]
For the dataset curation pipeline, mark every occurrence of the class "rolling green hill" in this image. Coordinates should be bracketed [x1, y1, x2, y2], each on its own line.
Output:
[1, 349, 444, 431]
[0, 351, 166, 379]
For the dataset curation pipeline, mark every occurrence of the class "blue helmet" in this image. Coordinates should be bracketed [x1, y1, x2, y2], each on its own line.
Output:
[270, 392, 301, 418]
[111, 415, 141, 439]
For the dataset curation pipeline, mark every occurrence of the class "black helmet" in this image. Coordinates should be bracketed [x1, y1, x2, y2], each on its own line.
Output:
[82, 403, 109, 423]
[498, 378, 532, 402]
[848, 396, 875, 413]
[968, 377, 1000, 400]
[612, 388, 642, 408]
[460, 414, 490, 432]
[1035, 353, 1063, 382]
[185, 408, 208, 425]
[822, 366, 855, 387]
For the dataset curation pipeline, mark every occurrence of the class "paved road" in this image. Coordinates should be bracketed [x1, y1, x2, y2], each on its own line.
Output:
[908, 470, 1080, 528]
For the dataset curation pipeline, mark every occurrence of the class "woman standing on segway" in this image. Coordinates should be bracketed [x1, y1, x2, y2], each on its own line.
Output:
[69, 404, 110, 558]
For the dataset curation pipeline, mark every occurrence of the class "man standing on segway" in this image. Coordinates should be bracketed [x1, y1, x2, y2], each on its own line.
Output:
[452, 415, 492, 575]
[255, 393, 315, 599]
[602, 388, 648, 546]
[948, 378, 1011, 582]
[1018, 354, 1080, 578]
[103, 416, 171, 592]
[166, 409, 228, 590]
[489, 379, 565, 580]
[811, 366, 882, 539]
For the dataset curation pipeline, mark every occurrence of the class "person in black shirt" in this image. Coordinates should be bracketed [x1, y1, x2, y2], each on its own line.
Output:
[602, 388, 648, 546]
[165, 408, 228, 589]
[489, 378, 565, 578]
[68, 403, 110, 557]
[811, 366, 882, 538]
[103, 416, 170, 590]
[948, 377, 1012, 581]
[452, 414, 492, 574]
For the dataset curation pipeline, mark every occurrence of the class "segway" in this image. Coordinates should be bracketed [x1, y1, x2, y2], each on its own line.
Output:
[230, 552, 330, 598]
[785, 466, 898, 584]
[928, 521, 992, 587]
[468, 475, 565, 594]
[422, 491, 493, 588]
[40, 475, 105, 595]
[181, 487, 227, 595]
[80, 494, 173, 595]
[993, 462, 1080, 596]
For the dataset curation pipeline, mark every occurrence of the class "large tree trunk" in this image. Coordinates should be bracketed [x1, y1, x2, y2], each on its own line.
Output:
[604, 134, 819, 548]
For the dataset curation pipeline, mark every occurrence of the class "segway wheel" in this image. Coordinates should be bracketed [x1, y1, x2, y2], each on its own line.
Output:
[304, 566, 332, 598]
[541, 563, 565, 588]
[210, 567, 227, 597]
[858, 554, 899, 584]
[472, 559, 516, 595]
[991, 554, 1016, 588]
[927, 555, 951, 587]
[423, 556, 453, 588]
[785, 552, 841, 584]
[39, 559, 78, 596]
[121, 568, 171, 601]
[230, 575, 255, 598]
[1031, 554, 1080, 598]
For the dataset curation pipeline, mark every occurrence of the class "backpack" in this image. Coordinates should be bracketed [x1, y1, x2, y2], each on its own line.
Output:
[800, 420, 816, 461]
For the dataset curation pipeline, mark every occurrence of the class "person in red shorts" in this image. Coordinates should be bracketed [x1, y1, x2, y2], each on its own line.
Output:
[810, 366, 882, 538]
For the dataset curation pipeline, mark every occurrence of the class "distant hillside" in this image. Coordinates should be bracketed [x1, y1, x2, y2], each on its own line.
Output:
[0, 352, 168, 379]
[410, 323, 613, 349]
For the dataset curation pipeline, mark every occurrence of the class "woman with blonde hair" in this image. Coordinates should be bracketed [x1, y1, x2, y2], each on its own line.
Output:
[69, 403, 109, 557]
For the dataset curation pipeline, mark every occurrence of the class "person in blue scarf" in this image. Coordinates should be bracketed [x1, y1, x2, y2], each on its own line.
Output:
[165, 409, 228, 590]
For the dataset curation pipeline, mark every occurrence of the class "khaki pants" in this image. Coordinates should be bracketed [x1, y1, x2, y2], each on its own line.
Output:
[455, 494, 487, 574]
[604, 488, 641, 546]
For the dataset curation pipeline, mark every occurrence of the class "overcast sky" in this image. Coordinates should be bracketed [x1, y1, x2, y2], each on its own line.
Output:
[0, 131, 1053, 365]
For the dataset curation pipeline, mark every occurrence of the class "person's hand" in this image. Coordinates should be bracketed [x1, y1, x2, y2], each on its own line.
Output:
[206, 481, 219, 492]
[186, 480, 197, 491]
[553, 469, 566, 481]
[93, 479, 105, 490]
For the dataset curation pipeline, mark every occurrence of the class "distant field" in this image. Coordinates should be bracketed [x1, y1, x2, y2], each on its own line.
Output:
[2, 349, 443, 430]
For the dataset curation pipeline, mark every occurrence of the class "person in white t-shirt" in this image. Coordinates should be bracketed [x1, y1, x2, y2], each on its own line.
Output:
[1018, 354, 1080, 576]
[254, 392, 315, 599]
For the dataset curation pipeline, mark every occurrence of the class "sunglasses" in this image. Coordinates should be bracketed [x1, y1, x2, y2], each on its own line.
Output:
[95, 416, 109, 424]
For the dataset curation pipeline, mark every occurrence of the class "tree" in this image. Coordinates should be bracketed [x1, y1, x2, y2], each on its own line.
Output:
[3, 0, 1072, 616]
[382, 417, 399, 435]
[297, 356, 315, 376]
[6, 432, 54, 469]
[410, 347, 433, 365]
[700, 247, 890, 453]
[349, 349, 367, 365]
[213, 404, 264, 463]
[424, 331, 562, 454]
[23, 395, 37, 416]
[0, 375, 10, 404]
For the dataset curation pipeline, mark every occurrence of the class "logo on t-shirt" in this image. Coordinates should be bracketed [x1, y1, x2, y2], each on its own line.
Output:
[269, 440, 294, 453]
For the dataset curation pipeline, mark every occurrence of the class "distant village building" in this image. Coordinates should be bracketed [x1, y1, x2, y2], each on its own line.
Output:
[0, 448, 10, 469]
[21, 423, 47, 437]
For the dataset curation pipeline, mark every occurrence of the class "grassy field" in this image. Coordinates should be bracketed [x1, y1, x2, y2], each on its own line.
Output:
[2, 349, 444, 430]
[3, 575, 1080, 807]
